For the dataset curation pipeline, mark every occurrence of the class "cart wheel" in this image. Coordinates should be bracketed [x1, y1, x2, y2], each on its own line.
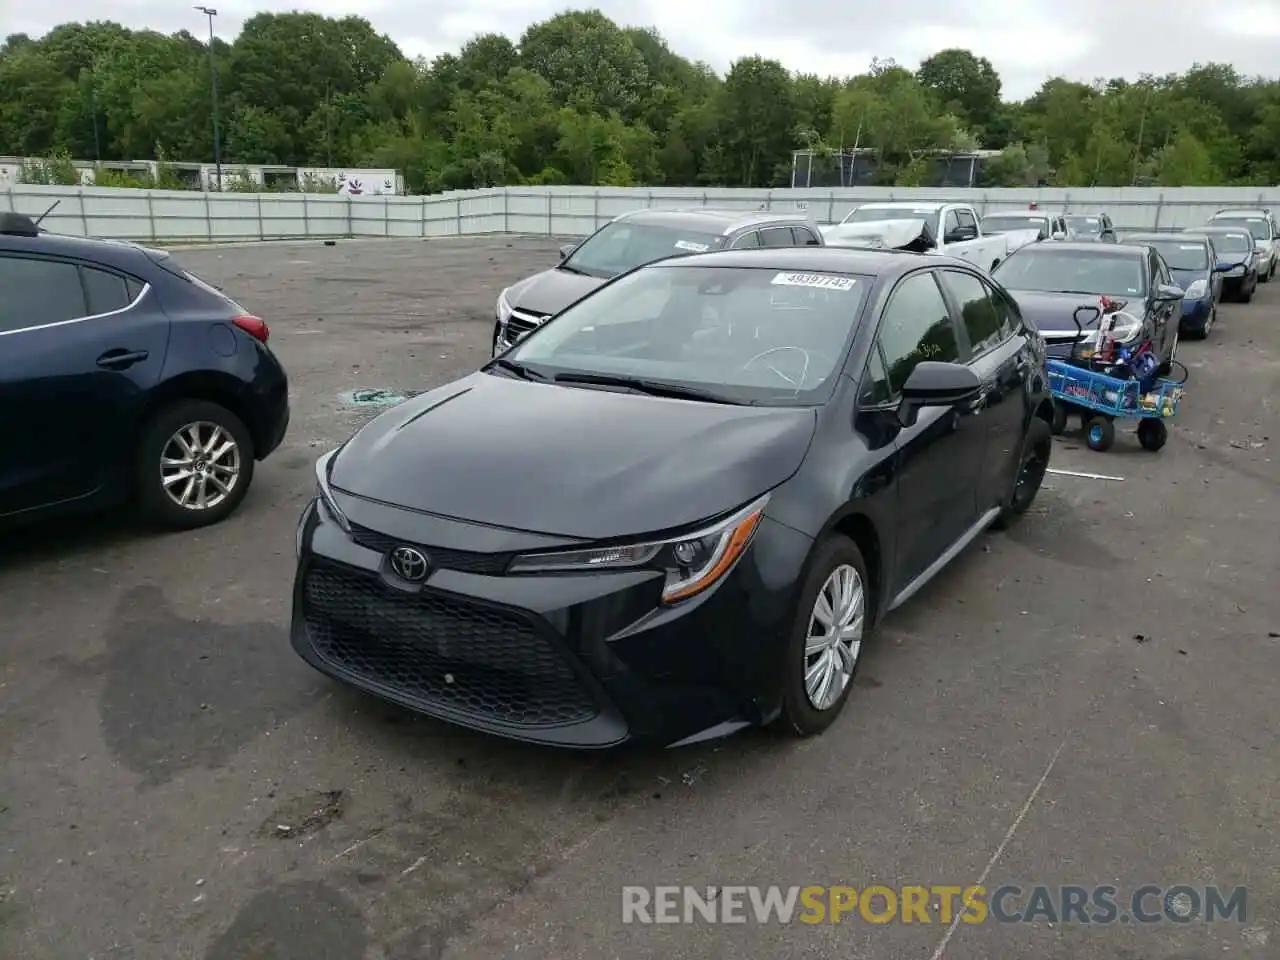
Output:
[1137, 418, 1168, 452]
[1050, 402, 1069, 435]
[1085, 417, 1115, 452]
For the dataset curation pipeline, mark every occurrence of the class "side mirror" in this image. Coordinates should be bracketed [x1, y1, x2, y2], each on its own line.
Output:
[1156, 283, 1185, 301]
[558, 243, 576, 261]
[897, 362, 982, 428]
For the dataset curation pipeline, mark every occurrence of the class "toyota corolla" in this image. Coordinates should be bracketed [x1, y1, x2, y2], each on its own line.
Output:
[292, 248, 1053, 748]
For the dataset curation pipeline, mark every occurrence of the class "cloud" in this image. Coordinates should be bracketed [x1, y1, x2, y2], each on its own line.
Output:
[2, 0, 1274, 99]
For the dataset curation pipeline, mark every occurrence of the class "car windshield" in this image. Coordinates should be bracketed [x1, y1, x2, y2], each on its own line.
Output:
[1211, 217, 1270, 243]
[1141, 240, 1209, 271]
[1201, 231, 1253, 255]
[993, 248, 1146, 298]
[982, 215, 1048, 234]
[563, 221, 725, 279]
[1064, 216, 1101, 233]
[503, 264, 871, 405]
[843, 206, 942, 237]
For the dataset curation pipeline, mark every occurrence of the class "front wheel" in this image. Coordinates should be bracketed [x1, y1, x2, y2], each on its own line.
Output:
[135, 400, 256, 529]
[778, 536, 869, 737]
[1050, 402, 1069, 435]
[1137, 418, 1168, 452]
[1085, 416, 1115, 452]
[993, 417, 1052, 530]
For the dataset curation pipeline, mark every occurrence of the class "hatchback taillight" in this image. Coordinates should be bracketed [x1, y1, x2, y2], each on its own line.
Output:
[232, 315, 269, 343]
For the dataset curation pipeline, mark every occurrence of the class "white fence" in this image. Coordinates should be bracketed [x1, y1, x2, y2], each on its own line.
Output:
[4, 184, 1279, 244]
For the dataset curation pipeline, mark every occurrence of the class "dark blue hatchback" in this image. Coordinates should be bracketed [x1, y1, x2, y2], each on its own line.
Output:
[0, 212, 289, 530]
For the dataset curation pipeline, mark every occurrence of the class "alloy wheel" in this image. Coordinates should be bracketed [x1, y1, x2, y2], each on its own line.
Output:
[160, 420, 242, 510]
[804, 564, 865, 710]
[1013, 430, 1051, 511]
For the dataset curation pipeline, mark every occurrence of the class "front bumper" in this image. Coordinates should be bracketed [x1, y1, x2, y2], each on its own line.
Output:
[1180, 297, 1213, 332]
[290, 498, 813, 748]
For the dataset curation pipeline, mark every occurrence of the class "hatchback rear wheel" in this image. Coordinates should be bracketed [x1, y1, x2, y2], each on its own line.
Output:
[135, 400, 255, 529]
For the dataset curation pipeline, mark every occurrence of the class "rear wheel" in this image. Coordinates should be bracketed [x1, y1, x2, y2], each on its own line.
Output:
[135, 400, 255, 529]
[778, 535, 868, 737]
[1050, 402, 1069, 435]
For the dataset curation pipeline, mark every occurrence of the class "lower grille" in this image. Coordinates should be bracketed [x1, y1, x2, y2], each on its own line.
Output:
[302, 561, 598, 727]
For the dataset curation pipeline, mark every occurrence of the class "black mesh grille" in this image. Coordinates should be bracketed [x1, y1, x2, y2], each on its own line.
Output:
[302, 561, 598, 727]
[507, 311, 545, 336]
[349, 524, 511, 575]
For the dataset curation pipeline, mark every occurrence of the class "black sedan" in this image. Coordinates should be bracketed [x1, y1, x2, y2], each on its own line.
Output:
[0, 212, 290, 530]
[991, 240, 1184, 373]
[293, 248, 1054, 748]
[1184, 225, 1259, 303]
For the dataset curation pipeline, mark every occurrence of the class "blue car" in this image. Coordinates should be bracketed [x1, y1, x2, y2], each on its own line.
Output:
[1120, 233, 1238, 340]
[0, 211, 290, 530]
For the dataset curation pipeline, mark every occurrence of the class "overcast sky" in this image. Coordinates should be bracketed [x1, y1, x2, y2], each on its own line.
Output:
[3, 0, 1279, 100]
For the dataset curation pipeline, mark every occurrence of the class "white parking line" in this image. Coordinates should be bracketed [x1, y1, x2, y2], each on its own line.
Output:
[1047, 467, 1125, 482]
[929, 739, 1067, 959]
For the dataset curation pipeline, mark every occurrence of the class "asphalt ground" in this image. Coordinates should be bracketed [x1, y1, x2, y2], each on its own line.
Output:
[1, 236, 1277, 960]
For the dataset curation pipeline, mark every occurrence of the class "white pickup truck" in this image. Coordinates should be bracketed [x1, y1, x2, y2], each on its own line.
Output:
[820, 201, 1024, 271]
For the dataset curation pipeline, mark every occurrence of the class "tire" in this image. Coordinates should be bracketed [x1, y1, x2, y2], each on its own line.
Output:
[135, 400, 256, 529]
[1050, 401, 1069, 436]
[993, 416, 1052, 530]
[1137, 418, 1168, 452]
[778, 535, 869, 738]
[1084, 416, 1115, 452]
[1261, 259, 1272, 283]
[1188, 303, 1214, 340]
[1241, 283, 1254, 304]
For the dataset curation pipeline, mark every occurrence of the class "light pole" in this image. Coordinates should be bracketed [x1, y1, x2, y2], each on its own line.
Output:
[194, 6, 221, 190]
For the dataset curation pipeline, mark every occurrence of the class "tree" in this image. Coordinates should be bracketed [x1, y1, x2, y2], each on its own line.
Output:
[3, 13, 1279, 192]
[917, 49, 1002, 133]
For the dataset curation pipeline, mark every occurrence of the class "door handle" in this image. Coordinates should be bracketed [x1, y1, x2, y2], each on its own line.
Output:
[97, 349, 149, 370]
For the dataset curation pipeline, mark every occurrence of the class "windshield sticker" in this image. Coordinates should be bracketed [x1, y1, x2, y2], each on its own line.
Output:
[674, 240, 710, 253]
[771, 272, 857, 291]
[1179, 244, 1203, 250]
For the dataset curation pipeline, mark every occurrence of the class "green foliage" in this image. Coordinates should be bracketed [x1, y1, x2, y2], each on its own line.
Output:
[3, 13, 1280, 192]
[18, 152, 79, 184]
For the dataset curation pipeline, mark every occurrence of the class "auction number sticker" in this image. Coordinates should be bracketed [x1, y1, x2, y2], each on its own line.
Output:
[1179, 244, 1203, 250]
[771, 272, 857, 291]
[674, 240, 710, 252]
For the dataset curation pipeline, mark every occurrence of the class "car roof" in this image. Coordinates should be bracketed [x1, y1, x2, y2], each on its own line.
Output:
[650, 245, 972, 278]
[0, 227, 166, 274]
[1126, 233, 1207, 243]
[984, 210, 1050, 217]
[1016, 240, 1146, 257]
[1188, 226, 1250, 236]
[617, 208, 811, 234]
[854, 201, 949, 212]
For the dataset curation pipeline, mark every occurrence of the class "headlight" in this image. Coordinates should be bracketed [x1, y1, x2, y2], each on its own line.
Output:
[1183, 279, 1208, 299]
[507, 494, 770, 604]
[314, 448, 351, 532]
[1078, 311, 1142, 352]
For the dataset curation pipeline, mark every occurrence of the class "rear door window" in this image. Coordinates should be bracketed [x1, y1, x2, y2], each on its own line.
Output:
[0, 256, 88, 332]
[759, 227, 796, 248]
[81, 265, 137, 315]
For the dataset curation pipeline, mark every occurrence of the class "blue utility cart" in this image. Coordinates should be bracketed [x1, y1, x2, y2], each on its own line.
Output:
[1047, 359, 1185, 452]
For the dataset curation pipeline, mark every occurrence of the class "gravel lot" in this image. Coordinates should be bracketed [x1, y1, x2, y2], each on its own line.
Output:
[1, 236, 1277, 960]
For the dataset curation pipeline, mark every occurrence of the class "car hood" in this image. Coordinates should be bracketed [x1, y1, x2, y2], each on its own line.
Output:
[329, 372, 818, 540]
[1005, 289, 1120, 338]
[507, 267, 606, 317]
[822, 218, 935, 252]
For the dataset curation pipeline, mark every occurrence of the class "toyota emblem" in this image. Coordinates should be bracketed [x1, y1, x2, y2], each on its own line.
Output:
[389, 545, 430, 582]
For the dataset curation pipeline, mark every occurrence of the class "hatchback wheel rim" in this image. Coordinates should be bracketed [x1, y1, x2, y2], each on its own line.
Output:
[804, 564, 864, 711]
[160, 421, 241, 510]
[1014, 434, 1050, 508]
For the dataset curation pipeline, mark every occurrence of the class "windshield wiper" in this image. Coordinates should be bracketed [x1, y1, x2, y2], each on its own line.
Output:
[552, 372, 741, 404]
[487, 357, 550, 381]
[558, 262, 589, 276]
